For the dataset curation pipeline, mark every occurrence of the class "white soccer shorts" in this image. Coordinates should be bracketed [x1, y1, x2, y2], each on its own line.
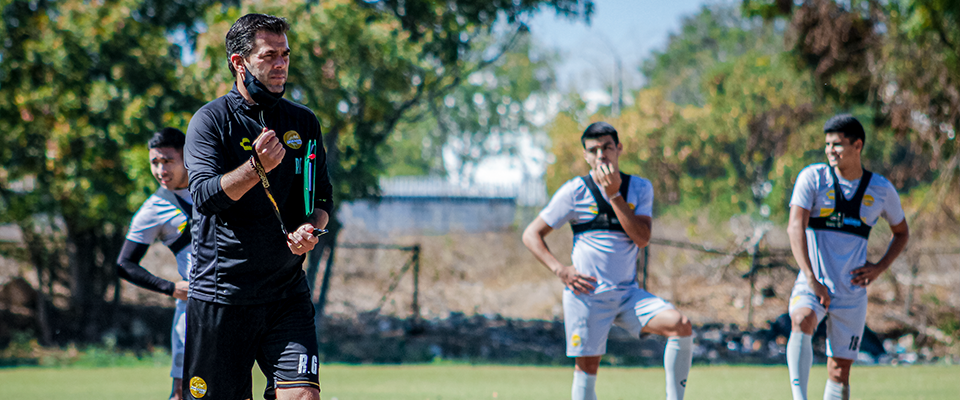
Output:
[788, 284, 868, 360]
[563, 287, 675, 357]
[171, 299, 187, 379]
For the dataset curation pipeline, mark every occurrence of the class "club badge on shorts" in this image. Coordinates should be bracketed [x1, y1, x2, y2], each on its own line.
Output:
[571, 334, 582, 348]
[189, 376, 207, 398]
[283, 130, 302, 149]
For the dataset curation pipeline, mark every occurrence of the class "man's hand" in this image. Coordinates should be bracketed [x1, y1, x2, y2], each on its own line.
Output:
[851, 262, 884, 287]
[253, 128, 285, 172]
[287, 223, 320, 255]
[594, 162, 621, 197]
[808, 279, 831, 310]
[556, 265, 597, 295]
[173, 280, 189, 301]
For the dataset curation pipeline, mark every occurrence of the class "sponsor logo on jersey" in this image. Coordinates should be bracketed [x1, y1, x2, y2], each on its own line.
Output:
[240, 137, 253, 151]
[283, 130, 302, 149]
[863, 194, 874, 206]
[189, 376, 207, 398]
[571, 334, 582, 347]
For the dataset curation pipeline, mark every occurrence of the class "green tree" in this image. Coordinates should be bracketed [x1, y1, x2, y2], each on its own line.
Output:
[0, 0, 204, 342]
[744, 0, 959, 228]
[182, 0, 594, 318]
[547, 3, 819, 225]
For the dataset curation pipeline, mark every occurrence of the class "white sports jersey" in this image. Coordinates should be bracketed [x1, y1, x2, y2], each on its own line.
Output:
[126, 188, 193, 280]
[540, 173, 653, 293]
[789, 163, 904, 304]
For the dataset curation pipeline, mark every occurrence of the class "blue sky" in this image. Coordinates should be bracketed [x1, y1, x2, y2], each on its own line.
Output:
[527, 0, 723, 94]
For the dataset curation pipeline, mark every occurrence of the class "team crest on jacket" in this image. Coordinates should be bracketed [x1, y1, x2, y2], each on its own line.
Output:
[189, 376, 207, 398]
[283, 130, 302, 149]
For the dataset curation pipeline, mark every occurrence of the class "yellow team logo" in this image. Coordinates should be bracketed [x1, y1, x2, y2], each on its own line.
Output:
[863, 194, 874, 207]
[790, 296, 800, 306]
[283, 130, 302, 149]
[240, 137, 253, 151]
[571, 334, 582, 348]
[628, 202, 636, 211]
[189, 376, 208, 398]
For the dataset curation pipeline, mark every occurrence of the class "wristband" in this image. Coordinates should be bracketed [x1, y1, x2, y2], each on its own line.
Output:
[609, 192, 621, 200]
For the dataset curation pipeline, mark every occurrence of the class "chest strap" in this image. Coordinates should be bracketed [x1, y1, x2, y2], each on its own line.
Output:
[808, 167, 873, 239]
[153, 187, 193, 254]
[571, 172, 631, 234]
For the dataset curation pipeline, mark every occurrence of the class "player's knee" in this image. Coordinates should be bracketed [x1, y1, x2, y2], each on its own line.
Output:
[827, 357, 853, 383]
[276, 386, 320, 400]
[171, 378, 183, 400]
[675, 315, 692, 337]
[791, 310, 816, 333]
[575, 356, 602, 375]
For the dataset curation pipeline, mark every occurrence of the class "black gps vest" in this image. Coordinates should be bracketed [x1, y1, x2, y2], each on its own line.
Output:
[153, 187, 193, 254]
[571, 172, 631, 234]
[807, 167, 873, 239]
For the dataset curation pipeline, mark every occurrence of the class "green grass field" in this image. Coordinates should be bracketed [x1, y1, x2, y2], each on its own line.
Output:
[1, 363, 956, 399]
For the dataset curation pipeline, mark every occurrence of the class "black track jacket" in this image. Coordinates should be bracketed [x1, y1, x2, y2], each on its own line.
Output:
[184, 85, 333, 305]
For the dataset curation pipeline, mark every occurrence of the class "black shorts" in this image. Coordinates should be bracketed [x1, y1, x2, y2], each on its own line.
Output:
[182, 292, 320, 400]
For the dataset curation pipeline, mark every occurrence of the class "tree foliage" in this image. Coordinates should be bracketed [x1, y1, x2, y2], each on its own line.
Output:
[0, 0, 593, 343]
[0, 0, 206, 341]
[546, 0, 957, 235]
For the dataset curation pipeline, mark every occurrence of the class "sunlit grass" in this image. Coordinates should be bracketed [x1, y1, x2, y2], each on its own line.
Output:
[1, 363, 956, 399]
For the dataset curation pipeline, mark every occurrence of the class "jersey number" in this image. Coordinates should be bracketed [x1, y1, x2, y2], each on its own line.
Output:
[848, 336, 860, 351]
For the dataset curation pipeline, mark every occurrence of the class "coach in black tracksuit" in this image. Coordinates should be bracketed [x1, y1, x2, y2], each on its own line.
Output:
[182, 14, 332, 400]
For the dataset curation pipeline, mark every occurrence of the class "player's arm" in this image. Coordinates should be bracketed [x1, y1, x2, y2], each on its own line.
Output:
[851, 218, 909, 287]
[522, 217, 596, 294]
[787, 205, 830, 308]
[592, 164, 651, 247]
[609, 197, 652, 248]
[116, 240, 186, 300]
[185, 112, 284, 214]
[220, 128, 285, 201]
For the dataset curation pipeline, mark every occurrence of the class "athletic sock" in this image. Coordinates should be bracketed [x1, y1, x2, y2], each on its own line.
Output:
[823, 379, 849, 400]
[572, 370, 597, 400]
[787, 331, 813, 400]
[664, 336, 692, 400]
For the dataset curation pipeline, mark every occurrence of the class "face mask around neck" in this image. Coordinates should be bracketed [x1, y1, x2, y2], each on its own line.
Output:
[242, 64, 285, 109]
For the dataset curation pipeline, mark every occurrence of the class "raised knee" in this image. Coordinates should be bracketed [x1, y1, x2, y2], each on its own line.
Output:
[791, 311, 816, 334]
[676, 315, 693, 337]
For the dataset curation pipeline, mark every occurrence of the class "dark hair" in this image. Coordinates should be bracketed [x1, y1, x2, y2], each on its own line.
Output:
[581, 122, 619, 147]
[225, 13, 290, 76]
[823, 114, 865, 147]
[148, 127, 185, 151]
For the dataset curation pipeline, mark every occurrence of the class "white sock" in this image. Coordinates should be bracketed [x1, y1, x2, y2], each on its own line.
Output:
[572, 370, 597, 400]
[787, 331, 813, 400]
[664, 336, 692, 400]
[823, 379, 849, 400]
